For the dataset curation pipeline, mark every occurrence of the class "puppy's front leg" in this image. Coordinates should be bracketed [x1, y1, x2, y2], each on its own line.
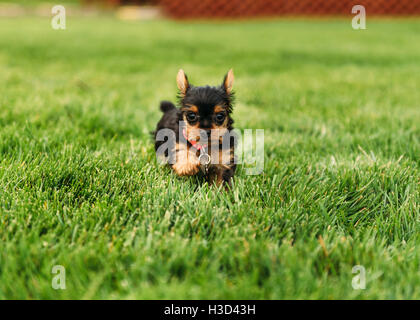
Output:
[172, 142, 200, 176]
[207, 143, 236, 186]
[207, 164, 236, 186]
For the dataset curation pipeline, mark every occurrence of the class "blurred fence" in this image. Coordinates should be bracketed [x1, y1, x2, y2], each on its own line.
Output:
[85, 0, 420, 18]
[160, 0, 420, 18]
[83, 0, 158, 5]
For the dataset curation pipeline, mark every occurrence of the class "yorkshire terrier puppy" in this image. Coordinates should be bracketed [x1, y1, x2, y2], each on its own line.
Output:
[154, 69, 236, 186]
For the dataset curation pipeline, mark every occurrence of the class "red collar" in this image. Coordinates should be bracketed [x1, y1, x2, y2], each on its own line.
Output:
[183, 129, 207, 151]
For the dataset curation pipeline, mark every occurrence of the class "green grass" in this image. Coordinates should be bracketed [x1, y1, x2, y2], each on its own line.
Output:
[0, 16, 419, 299]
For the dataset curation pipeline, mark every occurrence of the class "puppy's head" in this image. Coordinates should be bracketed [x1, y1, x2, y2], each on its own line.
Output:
[177, 69, 234, 142]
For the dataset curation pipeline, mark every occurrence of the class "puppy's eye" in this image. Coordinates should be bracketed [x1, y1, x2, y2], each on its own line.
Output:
[215, 112, 225, 123]
[186, 112, 197, 122]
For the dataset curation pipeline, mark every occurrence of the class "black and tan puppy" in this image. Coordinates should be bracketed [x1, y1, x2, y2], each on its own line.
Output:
[154, 69, 236, 186]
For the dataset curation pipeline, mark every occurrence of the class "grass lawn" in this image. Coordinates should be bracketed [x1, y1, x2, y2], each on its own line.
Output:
[0, 15, 419, 299]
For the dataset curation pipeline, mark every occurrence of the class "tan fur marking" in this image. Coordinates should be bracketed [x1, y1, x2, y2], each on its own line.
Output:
[214, 105, 225, 113]
[172, 142, 200, 176]
[183, 104, 198, 113]
[177, 69, 189, 96]
[224, 69, 234, 94]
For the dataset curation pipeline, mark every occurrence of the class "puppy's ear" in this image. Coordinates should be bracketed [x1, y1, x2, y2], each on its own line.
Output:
[177, 69, 190, 96]
[222, 69, 234, 94]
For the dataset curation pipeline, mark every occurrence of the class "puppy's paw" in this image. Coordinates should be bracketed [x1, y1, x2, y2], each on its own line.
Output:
[172, 142, 201, 176]
[172, 160, 200, 176]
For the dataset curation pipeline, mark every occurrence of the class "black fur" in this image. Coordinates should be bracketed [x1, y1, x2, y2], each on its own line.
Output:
[154, 102, 181, 152]
[159, 100, 176, 113]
